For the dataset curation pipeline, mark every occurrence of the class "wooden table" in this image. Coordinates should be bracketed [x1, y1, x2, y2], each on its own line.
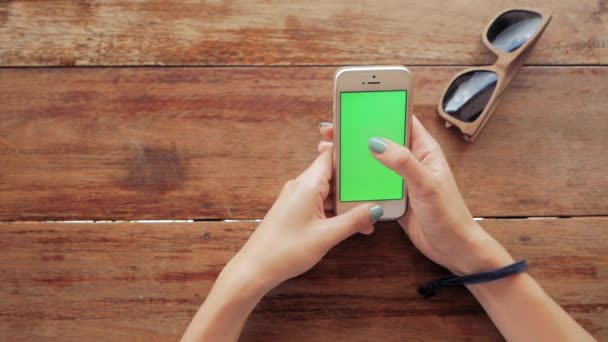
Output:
[1, 1, 606, 340]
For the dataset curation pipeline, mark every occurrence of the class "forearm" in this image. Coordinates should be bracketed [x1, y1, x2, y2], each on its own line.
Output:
[468, 272, 595, 341]
[181, 259, 272, 342]
[465, 230, 595, 341]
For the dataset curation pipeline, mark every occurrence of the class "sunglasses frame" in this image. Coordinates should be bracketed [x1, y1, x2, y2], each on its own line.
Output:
[437, 8, 552, 141]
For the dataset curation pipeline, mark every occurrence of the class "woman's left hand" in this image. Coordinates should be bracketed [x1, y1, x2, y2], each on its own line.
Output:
[227, 147, 382, 292]
[182, 147, 382, 342]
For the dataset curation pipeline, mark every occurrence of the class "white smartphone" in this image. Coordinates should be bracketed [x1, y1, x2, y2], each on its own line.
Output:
[333, 65, 412, 220]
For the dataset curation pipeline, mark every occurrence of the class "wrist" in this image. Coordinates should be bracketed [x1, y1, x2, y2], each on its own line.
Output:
[453, 223, 515, 275]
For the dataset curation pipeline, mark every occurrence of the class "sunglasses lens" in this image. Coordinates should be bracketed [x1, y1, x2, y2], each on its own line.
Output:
[487, 10, 542, 53]
[442, 71, 498, 123]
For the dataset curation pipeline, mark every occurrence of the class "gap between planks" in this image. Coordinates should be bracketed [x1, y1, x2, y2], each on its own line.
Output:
[1, 215, 607, 225]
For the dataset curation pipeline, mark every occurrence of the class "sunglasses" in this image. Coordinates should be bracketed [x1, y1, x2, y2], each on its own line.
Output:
[437, 8, 552, 141]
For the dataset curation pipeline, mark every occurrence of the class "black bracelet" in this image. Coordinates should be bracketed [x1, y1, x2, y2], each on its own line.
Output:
[418, 260, 528, 299]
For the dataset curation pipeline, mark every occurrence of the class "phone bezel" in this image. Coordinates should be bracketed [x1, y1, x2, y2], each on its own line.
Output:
[333, 65, 412, 220]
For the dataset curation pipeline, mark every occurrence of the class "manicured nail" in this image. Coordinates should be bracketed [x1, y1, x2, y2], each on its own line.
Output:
[319, 122, 332, 128]
[370, 205, 384, 222]
[368, 137, 387, 154]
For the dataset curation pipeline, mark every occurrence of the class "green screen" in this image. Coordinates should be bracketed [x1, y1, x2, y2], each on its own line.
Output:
[340, 90, 407, 202]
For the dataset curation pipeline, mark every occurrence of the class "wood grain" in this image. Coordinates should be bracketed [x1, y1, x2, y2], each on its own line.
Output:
[1, 66, 607, 220]
[0, 0, 606, 66]
[0, 218, 606, 341]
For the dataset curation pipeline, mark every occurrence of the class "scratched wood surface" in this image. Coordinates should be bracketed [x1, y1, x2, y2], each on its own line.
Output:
[0, 0, 607, 66]
[1, 0, 607, 341]
[1, 66, 607, 220]
[0, 218, 606, 341]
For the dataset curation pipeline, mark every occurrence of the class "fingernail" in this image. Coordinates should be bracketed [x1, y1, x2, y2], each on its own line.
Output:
[319, 122, 332, 128]
[368, 137, 387, 154]
[370, 205, 384, 222]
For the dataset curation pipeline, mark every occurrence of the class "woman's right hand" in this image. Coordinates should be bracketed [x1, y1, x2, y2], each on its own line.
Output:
[320, 115, 513, 275]
[322, 116, 597, 342]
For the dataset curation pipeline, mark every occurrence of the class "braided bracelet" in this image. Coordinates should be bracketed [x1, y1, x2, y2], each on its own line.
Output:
[418, 260, 529, 299]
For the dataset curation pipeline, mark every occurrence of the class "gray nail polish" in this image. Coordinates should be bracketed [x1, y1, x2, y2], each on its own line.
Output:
[319, 122, 332, 128]
[368, 138, 387, 154]
[370, 205, 384, 222]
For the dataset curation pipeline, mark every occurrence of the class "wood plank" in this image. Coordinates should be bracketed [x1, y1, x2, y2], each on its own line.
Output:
[1, 66, 606, 220]
[0, 218, 606, 340]
[0, 1, 606, 66]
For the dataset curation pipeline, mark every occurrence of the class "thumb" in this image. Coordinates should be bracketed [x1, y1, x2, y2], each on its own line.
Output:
[368, 137, 429, 187]
[322, 204, 383, 246]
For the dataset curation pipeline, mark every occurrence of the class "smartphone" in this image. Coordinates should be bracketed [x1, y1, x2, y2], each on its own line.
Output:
[333, 66, 412, 220]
